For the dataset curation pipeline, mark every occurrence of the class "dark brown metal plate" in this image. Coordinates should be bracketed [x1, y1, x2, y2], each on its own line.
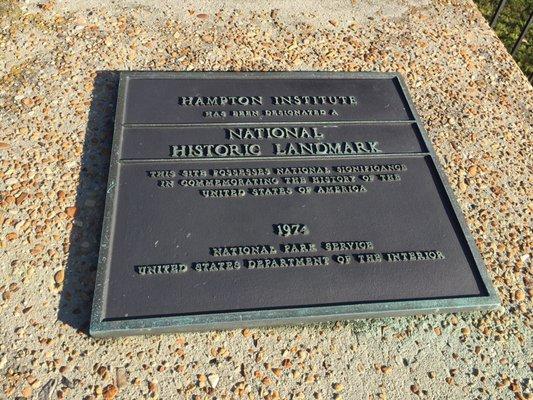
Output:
[90, 72, 498, 337]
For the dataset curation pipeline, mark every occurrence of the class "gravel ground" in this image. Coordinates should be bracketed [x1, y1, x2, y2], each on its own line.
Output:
[0, 0, 531, 399]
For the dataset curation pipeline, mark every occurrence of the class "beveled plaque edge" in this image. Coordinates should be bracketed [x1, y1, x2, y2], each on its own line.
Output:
[90, 296, 499, 338]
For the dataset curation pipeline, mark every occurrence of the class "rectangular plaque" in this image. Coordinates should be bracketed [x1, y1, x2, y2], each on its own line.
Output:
[90, 72, 499, 337]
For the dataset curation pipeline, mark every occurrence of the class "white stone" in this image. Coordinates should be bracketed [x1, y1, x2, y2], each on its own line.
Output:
[207, 374, 220, 388]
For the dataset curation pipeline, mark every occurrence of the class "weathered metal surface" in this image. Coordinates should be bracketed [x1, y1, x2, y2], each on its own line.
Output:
[90, 72, 499, 337]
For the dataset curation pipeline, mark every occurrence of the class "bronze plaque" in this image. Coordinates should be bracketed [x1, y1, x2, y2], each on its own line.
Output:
[90, 72, 498, 337]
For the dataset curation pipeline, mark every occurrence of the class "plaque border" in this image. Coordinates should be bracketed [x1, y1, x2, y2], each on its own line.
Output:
[89, 71, 499, 337]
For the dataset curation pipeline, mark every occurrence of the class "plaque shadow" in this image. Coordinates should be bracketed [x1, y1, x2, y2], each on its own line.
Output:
[57, 71, 119, 334]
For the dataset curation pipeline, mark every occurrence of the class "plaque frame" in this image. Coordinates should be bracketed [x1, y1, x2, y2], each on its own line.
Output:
[89, 71, 499, 337]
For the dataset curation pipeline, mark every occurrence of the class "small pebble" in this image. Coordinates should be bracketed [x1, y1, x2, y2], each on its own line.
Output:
[102, 385, 118, 400]
[66, 206, 77, 218]
[54, 270, 65, 284]
[514, 290, 525, 301]
[207, 373, 219, 388]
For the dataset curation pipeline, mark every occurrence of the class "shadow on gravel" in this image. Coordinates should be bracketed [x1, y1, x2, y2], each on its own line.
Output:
[58, 71, 119, 335]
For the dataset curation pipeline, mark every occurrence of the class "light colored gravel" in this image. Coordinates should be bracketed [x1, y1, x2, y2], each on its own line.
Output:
[0, 0, 531, 399]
